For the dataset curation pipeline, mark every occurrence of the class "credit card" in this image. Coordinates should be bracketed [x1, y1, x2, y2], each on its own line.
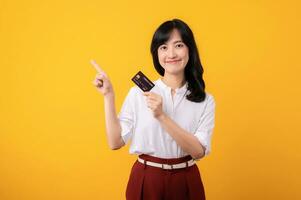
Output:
[131, 71, 155, 92]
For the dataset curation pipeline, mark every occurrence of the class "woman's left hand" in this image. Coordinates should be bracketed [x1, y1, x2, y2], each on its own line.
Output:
[143, 92, 165, 119]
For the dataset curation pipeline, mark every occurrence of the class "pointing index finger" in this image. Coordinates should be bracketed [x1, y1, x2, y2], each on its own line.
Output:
[90, 59, 103, 74]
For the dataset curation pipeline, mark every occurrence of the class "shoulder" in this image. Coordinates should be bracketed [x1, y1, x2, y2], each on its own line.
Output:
[128, 85, 142, 96]
[125, 85, 144, 101]
[205, 92, 215, 102]
[204, 92, 216, 108]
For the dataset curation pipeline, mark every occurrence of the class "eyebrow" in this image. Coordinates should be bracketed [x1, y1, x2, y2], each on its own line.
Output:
[173, 40, 183, 44]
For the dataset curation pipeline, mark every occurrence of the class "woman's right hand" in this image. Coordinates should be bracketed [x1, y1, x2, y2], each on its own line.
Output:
[91, 60, 114, 97]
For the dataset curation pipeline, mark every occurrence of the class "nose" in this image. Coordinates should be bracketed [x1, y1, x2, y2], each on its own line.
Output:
[167, 47, 176, 58]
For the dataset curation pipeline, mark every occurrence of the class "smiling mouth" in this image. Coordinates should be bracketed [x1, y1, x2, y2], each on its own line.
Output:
[166, 60, 181, 63]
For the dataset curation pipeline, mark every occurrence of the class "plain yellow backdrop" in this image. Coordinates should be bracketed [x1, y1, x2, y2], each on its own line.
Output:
[1, 0, 300, 199]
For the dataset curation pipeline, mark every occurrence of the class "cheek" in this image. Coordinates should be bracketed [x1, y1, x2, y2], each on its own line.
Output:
[184, 54, 189, 64]
[181, 50, 189, 64]
[158, 54, 165, 66]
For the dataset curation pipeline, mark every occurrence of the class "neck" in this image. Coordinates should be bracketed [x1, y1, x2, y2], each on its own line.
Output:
[161, 74, 186, 90]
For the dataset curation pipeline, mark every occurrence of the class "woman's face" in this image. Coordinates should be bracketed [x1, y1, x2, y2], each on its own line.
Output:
[157, 29, 189, 76]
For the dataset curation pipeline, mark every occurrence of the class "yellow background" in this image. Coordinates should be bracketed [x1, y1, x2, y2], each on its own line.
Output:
[1, 0, 300, 199]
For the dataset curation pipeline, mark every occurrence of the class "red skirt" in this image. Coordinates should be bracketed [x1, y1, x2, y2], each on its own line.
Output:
[126, 154, 206, 200]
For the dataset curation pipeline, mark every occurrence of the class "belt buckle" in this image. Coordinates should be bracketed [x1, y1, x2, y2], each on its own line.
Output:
[162, 163, 173, 170]
[162, 163, 169, 170]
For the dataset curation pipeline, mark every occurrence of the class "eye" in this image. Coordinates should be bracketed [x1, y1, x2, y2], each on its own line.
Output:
[159, 45, 167, 50]
[176, 43, 184, 48]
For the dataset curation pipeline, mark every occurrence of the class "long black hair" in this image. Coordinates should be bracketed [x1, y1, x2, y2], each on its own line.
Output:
[150, 19, 206, 103]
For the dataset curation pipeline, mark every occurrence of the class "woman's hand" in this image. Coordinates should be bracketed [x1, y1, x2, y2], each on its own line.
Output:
[91, 60, 114, 97]
[143, 92, 165, 119]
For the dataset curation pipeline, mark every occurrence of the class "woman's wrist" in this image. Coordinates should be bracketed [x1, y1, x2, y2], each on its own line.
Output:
[104, 92, 115, 100]
[156, 112, 167, 121]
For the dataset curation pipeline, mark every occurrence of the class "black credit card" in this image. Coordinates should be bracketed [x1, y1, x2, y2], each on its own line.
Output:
[131, 71, 155, 92]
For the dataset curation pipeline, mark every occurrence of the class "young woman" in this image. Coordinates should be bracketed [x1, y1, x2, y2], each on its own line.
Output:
[92, 18, 215, 200]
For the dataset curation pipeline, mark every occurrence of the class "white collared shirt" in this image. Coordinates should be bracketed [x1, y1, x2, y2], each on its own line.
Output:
[118, 78, 216, 159]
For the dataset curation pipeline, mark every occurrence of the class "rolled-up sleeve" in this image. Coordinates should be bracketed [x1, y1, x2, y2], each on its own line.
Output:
[194, 93, 216, 156]
[118, 87, 136, 144]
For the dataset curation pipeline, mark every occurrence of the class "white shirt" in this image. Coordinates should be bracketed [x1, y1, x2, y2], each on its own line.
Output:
[118, 78, 216, 159]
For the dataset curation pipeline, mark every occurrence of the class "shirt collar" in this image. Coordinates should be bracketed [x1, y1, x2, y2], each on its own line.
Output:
[155, 78, 188, 94]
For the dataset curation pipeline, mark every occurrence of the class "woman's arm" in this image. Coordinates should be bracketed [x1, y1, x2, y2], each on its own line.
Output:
[143, 91, 206, 160]
[103, 93, 125, 150]
[157, 114, 205, 159]
[91, 60, 124, 150]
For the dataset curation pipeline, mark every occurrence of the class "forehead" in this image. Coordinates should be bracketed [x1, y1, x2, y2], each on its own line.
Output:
[165, 29, 183, 43]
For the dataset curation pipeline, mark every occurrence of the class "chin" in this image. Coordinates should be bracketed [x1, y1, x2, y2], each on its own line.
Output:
[164, 69, 185, 76]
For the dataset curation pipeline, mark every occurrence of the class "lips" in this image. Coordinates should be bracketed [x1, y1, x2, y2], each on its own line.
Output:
[166, 59, 181, 63]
